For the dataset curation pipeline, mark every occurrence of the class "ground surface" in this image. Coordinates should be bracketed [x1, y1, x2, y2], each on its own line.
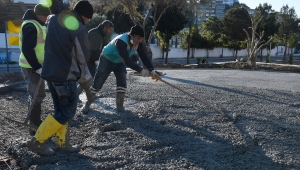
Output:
[0, 61, 300, 169]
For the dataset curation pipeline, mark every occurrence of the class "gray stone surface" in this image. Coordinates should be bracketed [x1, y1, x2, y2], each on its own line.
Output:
[0, 69, 299, 169]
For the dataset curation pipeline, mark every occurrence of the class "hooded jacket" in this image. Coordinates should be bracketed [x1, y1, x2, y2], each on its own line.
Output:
[41, 10, 91, 83]
[88, 23, 106, 63]
[19, 9, 45, 70]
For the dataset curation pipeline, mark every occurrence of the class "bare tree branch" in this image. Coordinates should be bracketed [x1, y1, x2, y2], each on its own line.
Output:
[244, 15, 273, 67]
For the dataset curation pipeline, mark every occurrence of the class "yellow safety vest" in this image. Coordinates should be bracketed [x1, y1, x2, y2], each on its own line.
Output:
[19, 20, 46, 68]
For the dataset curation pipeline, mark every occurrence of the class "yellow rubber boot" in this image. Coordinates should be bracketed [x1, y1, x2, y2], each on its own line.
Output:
[55, 123, 81, 153]
[27, 114, 63, 156]
[35, 114, 63, 143]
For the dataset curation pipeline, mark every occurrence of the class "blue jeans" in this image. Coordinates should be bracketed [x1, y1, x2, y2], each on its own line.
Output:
[87, 61, 96, 77]
[47, 80, 78, 124]
[92, 55, 127, 91]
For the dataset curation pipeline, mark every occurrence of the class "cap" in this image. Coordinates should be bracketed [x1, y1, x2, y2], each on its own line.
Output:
[34, 4, 51, 16]
[74, 0, 94, 19]
[129, 25, 144, 37]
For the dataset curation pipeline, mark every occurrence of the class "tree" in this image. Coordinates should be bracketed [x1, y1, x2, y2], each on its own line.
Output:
[243, 15, 274, 68]
[276, 5, 299, 60]
[155, 4, 188, 64]
[254, 3, 279, 61]
[222, 6, 251, 59]
[189, 26, 203, 58]
[200, 16, 223, 58]
[201, 16, 222, 39]
[224, 2, 250, 14]
[106, 6, 134, 34]
[184, 0, 205, 64]
[287, 33, 299, 54]
[101, 0, 188, 60]
[180, 26, 202, 49]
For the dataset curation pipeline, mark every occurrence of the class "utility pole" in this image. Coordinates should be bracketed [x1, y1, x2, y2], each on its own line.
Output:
[4, 21, 9, 73]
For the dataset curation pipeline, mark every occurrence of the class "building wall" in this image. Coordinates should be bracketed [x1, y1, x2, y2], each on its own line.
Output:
[150, 45, 285, 59]
[0, 39, 293, 63]
[196, 0, 225, 25]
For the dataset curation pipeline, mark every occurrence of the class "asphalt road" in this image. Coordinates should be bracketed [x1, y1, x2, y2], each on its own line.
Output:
[0, 54, 299, 74]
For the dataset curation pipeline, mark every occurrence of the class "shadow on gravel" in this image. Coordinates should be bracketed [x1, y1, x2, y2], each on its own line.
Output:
[161, 75, 289, 106]
[80, 103, 283, 169]
[233, 116, 300, 169]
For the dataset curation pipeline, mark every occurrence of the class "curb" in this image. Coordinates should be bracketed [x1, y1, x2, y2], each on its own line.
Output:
[0, 82, 25, 93]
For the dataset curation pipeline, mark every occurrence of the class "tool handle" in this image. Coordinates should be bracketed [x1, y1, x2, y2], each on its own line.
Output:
[157, 77, 229, 118]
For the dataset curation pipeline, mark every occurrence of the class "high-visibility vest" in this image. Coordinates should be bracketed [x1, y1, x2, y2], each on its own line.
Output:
[19, 20, 46, 68]
[103, 33, 139, 63]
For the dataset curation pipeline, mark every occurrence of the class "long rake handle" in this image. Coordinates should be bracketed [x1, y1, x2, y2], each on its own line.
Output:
[157, 77, 230, 118]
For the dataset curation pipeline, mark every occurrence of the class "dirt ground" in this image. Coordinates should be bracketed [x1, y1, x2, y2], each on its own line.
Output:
[0, 61, 300, 169]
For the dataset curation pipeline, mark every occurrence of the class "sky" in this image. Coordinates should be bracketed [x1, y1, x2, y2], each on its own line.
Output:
[238, 0, 299, 16]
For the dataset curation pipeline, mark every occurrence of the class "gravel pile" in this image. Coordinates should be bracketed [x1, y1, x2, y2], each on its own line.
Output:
[0, 69, 299, 169]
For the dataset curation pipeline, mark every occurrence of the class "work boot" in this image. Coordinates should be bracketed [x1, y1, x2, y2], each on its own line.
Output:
[27, 138, 55, 156]
[116, 93, 125, 112]
[28, 104, 42, 136]
[80, 78, 95, 104]
[81, 101, 91, 114]
[27, 114, 63, 156]
[55, 123, 81, 153]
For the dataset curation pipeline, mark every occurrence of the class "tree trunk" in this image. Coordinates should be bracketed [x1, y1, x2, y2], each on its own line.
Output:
[234, 50, 237, 59]
[221, 47, 223, 58]
[248, 58, 257, 68]
[146, 46, 153, 61]
[283, 36, 288, 61]
[187, 34, 191, 64]
[206, 49, 209, 58]
[260, 49, 262, 62]
[232, 50, 235, 58]
[192, 48, 195, 58]
[243, 16, 273, 69]
[165, 43, 169, 64]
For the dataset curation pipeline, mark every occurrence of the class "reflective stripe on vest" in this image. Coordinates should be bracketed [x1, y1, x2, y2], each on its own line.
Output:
[19, 20, 46, 68]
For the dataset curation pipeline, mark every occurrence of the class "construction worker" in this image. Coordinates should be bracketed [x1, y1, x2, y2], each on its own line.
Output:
[49, 0, 66, 14]
[19, 4, 51, 135]
[79, 20, 114, 114]
[27, 0, 94, 156]
[90, 25, 159, 112]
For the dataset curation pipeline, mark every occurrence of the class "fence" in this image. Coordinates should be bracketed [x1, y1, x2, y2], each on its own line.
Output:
[0, 51, 12, 63]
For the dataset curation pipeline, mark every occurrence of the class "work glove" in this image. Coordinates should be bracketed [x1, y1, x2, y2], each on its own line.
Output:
[150, 70, 159, 82]
[140, 69, 150, 77]
[79, 78, 95, 103]
[36, 67, 42, 75]
[94, 60, 99, 66]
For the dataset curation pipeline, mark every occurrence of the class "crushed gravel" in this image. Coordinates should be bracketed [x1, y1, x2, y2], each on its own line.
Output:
[0, 67, 300, 169]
